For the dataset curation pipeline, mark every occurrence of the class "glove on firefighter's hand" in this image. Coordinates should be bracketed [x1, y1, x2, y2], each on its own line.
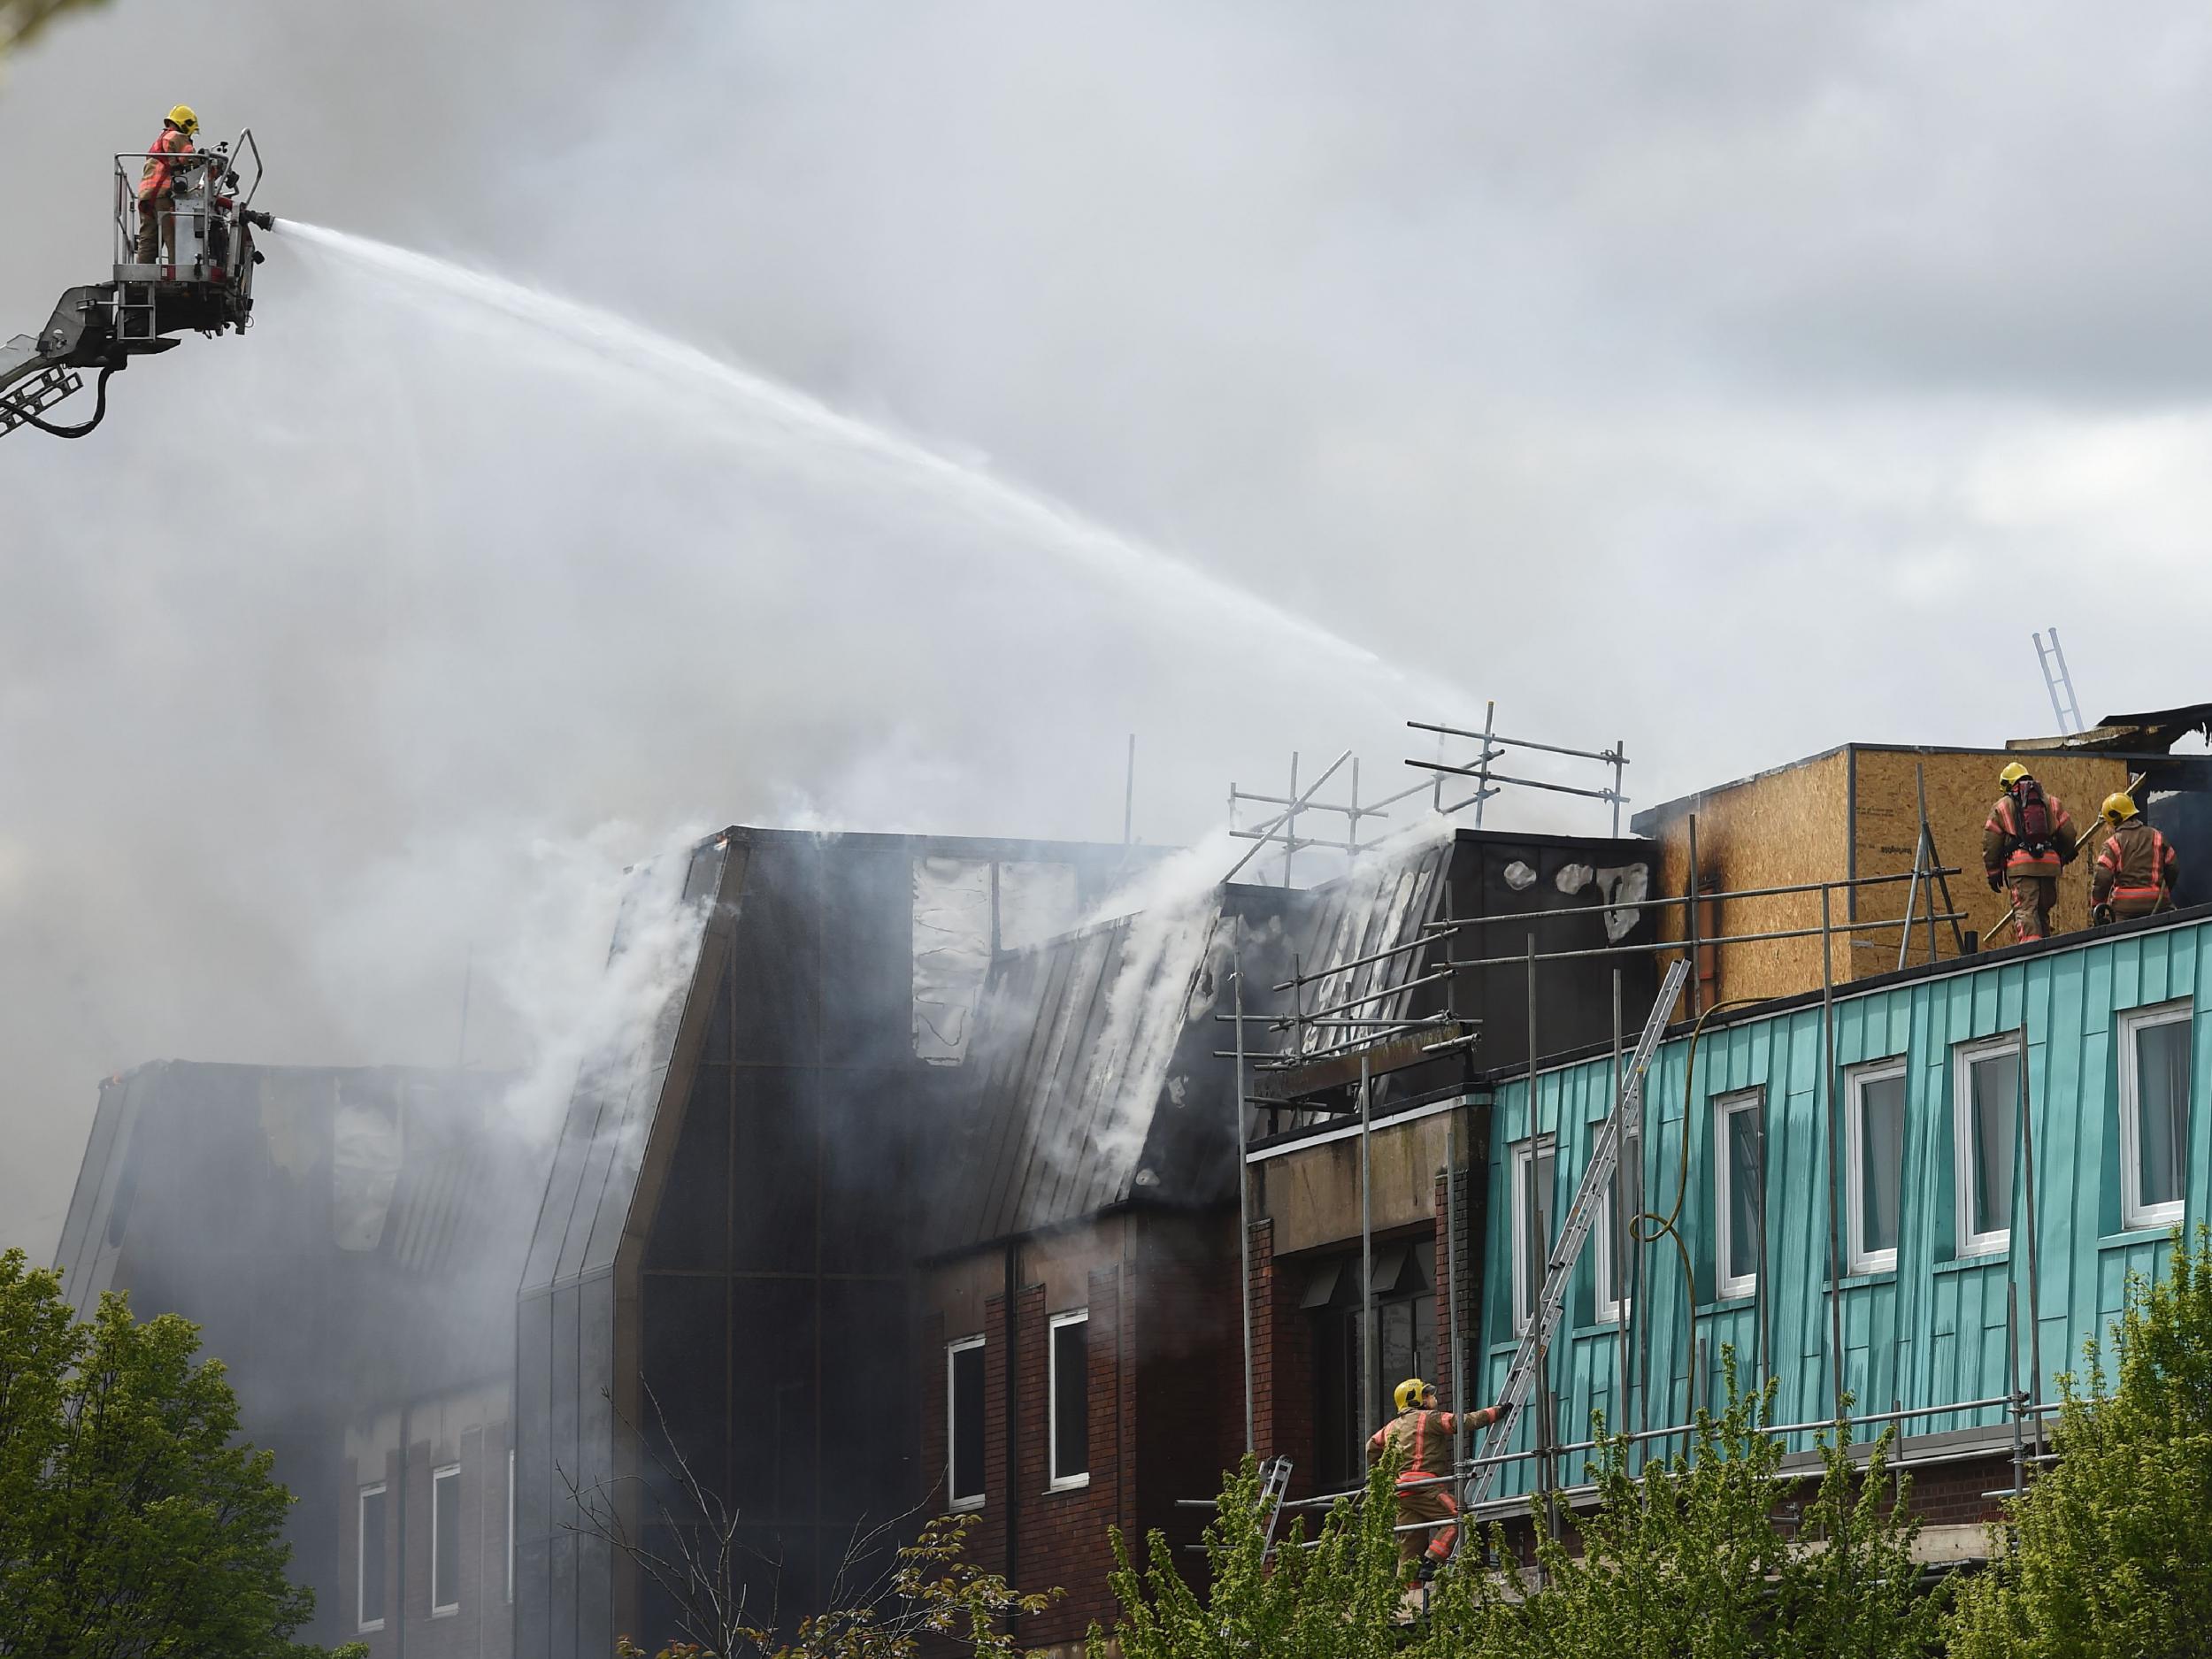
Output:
[1986, 870, 2004, 893]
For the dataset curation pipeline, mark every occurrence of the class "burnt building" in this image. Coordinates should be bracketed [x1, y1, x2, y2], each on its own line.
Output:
[54, 817, 1663, 1657]
[53, 1062, 537, 1657]
[512, 826, 1164, 1656]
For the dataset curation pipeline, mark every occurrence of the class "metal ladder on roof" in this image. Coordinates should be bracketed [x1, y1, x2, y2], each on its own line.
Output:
[1464, 956, 1689, 1507]
[2033, 628, 2085, 736]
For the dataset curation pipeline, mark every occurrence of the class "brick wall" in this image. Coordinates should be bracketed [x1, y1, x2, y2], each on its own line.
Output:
[916, 1214, 1248, 1650]
[344, 1406, 514, 1659]
[1247, 1218, 1317, 1500]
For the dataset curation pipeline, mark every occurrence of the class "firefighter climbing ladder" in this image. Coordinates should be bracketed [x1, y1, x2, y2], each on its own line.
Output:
[1464, 956, 1690, 1507]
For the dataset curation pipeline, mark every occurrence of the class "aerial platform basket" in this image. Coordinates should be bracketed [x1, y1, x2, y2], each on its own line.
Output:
[0, 128, 273, 440]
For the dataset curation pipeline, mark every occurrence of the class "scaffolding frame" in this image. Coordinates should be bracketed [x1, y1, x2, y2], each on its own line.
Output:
[1222, 706, 1632, 887]
[1204, 795, 2055, 1554]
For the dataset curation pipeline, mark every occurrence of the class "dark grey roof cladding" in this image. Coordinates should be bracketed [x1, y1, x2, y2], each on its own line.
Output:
[519, 833, 729, 1295]
[933, 830, 1456, 1254]
[941, 895, 1230, 1248]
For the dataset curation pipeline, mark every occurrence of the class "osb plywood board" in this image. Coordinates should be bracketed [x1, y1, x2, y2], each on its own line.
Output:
[1850, 749, 2128, 976]
[1650, 750, 1851, 1004]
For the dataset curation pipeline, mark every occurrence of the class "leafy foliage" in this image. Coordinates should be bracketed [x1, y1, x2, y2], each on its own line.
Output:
[1098, 1355, 1939, 1659]
[611, 1513, 1060, 1659]
[1097, 1449, 1411, 1659]
[0, 0, 104, 55]
[1948, 1227, 2212, 1659]
[0, 1246, 329, 1659]
[1425, 1356, 1939, 1659]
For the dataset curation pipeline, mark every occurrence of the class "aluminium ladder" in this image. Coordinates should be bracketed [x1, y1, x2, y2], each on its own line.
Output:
[2033, 628, 2085, 736]
[1256, 1455, 1294, 1562]
[1463, 956, 1689, 1506]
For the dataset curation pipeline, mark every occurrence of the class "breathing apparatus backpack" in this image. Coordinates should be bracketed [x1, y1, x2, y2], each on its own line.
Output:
[2013, 780, 2053, 856]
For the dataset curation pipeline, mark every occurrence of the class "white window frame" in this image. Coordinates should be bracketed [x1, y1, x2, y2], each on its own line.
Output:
[1047, 1310, 1090, 1492]
[1593, 1125, 1639, 1325]
[1509, 1136, 1557, 1334]
[506, 1448, 515, 1605]
[431, 1462, 462, 1617]
[1847, 1059, 1907, 1275]
[357, 1482, 387, 1633]
[1715, 1090, 1763, 1302]
[946, 1334, 987, 1512]
[1955, 1036, 2022, 1258]
[2119, 1000, 2193, 1231]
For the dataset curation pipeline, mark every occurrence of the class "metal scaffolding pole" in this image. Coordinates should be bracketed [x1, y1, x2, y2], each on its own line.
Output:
[1821, 886, 1847, 1424]
[1234, 934, 1255, 1456]
[1686, 812, 1702, 1018]
[1359, 1051, 1375, 1444]
[2017, 1022, 2048, 1461]
[1611, 970, 1632, 1444]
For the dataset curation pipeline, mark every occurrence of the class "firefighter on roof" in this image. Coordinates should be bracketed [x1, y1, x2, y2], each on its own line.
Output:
[1984, 763, 2079, 943]
[136, 104, 201, 265]
[2091, 792, 2177, 924]
[1365, 1378, 1509, 1580]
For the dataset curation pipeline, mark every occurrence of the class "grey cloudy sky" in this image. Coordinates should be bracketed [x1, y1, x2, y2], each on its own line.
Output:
[5, 2, 2212, 1255]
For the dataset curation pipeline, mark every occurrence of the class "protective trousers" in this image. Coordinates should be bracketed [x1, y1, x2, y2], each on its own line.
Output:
[136, 200, 175, 265]
[1394, 1483, 1457, 1564]
[2008, 875, 2057, 943]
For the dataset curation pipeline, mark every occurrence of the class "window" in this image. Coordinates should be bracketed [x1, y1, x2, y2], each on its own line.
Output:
[1048, 1311, 1089, 1490]
[1716, 1092, 1764, 1300]
[947, 1336, 986, 1510]
[1304, 1244, 1434, 1490]
[2120, 1002, 2192, 1230]
[432, 1463, 461, 1617]
[1847, 1062, 1906, 1274]
[357, 1484, 387, 1632]
[1594, 1125, 1640, 1325]
[1955, 1039, 2021, 1256]
[507, 1448, 515, 1605]
[1509, 1137, 1557, 1333]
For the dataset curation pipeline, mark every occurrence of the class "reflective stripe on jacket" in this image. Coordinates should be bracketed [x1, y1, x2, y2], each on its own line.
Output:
[1365, 1403, 1501, 1484]
[139, 127, 194, 202]
[1983, 791, 2078, 880]
[2093, 821, 2176, 906]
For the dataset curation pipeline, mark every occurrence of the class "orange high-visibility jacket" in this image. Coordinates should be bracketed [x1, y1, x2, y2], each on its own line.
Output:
[1365, 1404, 1501, 1486]
[1984, 789, 2078, 881]
[2093, 821, 2177, 910]
[139, 127, 195, 204]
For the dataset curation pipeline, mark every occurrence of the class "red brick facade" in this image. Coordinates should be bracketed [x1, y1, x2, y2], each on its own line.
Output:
[343, 1406, 514, 1659]
[918, 1214, 1241, 1647]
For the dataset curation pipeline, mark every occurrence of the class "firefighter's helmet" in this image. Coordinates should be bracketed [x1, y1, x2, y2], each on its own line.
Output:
[2103, 791, 2139, 823]
[167, 104, 200, 135]
[1394, 1378, 1432, 1414]
[2000, 761, 2032, 788]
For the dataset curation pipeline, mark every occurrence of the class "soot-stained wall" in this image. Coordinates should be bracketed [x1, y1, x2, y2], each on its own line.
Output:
[515, 828, 1158, 1656]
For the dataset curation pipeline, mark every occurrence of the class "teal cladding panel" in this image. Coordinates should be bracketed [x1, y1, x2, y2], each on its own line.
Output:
[1476, 917, 2212, 1498]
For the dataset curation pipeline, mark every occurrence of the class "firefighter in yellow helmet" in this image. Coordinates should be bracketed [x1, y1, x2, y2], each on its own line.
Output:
[1364, 1378, 1510, 1580]
[2091, 792, 2177, 924]
[135, 104, 202, 265]
[1983, 762, 2078, 943]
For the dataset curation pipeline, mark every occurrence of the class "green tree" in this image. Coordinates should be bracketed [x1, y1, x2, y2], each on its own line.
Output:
[0, 1246, 330, 1658]
[1423, 1359, 1939, 1659]
[609, 1514, 1059, 1658]
[1, 0, 104, 58]
[1097, 1450, 1409, 1659]
[1948, 1227, 2212, 1659]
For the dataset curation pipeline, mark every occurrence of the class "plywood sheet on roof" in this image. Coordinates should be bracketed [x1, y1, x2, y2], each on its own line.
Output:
[1849, 749, 2129, 975]
[1650, 749, 1849, 1004]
